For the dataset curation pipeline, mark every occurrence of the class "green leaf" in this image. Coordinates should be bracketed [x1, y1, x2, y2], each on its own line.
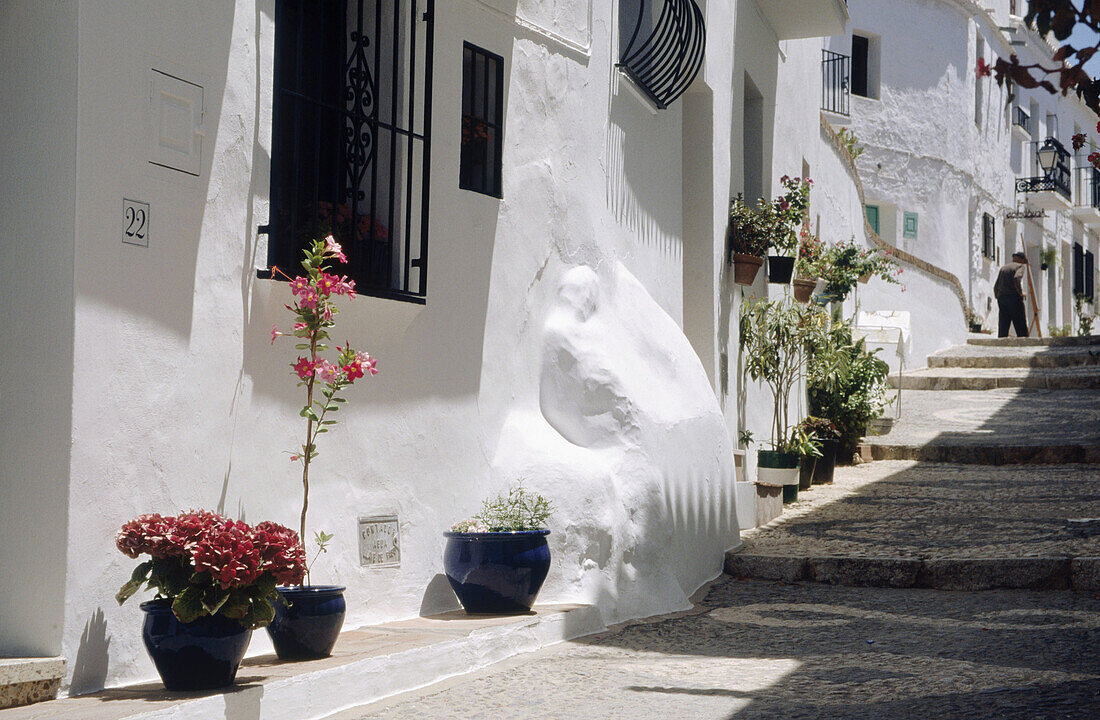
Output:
[299, 407, 320, 422]
[322, 420, 338, 425]
[295, 344, 311, 350]
[241, 598, 275, 630]
[172, 586, 205, 624]
[116, 561, 152, 605]
[315, 428, 328, 434]
[219, 590, 252, 620]
[201, 585, 230, 616]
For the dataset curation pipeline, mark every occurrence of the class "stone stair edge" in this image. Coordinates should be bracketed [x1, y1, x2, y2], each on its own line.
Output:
[724, 552, 1100, 591]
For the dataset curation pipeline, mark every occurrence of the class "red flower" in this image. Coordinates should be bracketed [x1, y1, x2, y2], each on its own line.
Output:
[192, 519, 263, 590]
[1073, 133, 1087, 151]
[975, 57, 991, 79]
[252, 521, 307, 586]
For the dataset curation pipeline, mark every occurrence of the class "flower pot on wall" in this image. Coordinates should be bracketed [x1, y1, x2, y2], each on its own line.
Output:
[858, 272, 871, 284]
[731, 253, 765, 286]
[758, 450, 800, 503]
[767, 255, 795, 284]
[266, 585, 346, 660]
[140, 600, 252, 691]
[792, 278, 816, 304]
[443, 530, 551, 614]
[811, 439, 839, 484]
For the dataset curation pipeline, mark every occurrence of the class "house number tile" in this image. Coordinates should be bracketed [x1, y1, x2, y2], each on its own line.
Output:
[123, 198, 150, 247]
[358, 515, 400, 568]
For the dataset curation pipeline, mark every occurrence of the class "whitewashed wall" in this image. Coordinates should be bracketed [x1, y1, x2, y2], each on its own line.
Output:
[0, 0, 743, 693]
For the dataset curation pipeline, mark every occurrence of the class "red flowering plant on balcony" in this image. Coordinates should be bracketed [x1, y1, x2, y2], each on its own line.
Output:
[271, 236, 378, 585]
[115, 511, 305, 628]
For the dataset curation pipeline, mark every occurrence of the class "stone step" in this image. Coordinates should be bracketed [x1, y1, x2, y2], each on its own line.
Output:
[927, 344, 1100, 369]
[862, 442, 1100, 464]
[967, 335, 1100, 347]
[0, 605, 604, 720]
[891, 366, 1100, 390]
[723, 553, 1100, 591]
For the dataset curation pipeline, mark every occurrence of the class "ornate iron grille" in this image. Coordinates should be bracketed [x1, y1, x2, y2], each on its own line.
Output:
[618, 0, 705, 110]
[821, 50, 850, 116]
[266, 0, 434, 303]
[1016, 137, 1071, 199]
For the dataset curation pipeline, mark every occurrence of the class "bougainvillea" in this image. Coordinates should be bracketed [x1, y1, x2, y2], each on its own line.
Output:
[116, 511, 305, 628]
[271, 236, 378, 584]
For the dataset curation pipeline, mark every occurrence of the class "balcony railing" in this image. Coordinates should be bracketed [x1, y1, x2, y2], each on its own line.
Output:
[822, 50, 850, 116]
[1075, 165, 1100, 209]
[1016, 137, 1071, 199]
[1012, 106, 1031, 135]
[618, 0, 706, 110]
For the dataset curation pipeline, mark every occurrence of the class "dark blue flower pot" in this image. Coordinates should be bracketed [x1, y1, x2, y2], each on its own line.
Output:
[266, 585, 346, 660]
[140, 599, 252, 691]
[443, 530, 551, 614]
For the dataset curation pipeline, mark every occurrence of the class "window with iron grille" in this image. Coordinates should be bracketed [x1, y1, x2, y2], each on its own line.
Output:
[266, 0, 434, 303]
[1086, 249, 1095, 302]
[1073, 242, 1085, 297]
[459, 43, 503, 198]
[982, 212, 995, 259]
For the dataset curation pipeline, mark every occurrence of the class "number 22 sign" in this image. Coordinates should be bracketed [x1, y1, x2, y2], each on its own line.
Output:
[123, 198, 150, 247]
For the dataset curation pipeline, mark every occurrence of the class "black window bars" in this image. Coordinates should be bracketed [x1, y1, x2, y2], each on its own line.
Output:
[822, 50, 850, 116]
[618, 0, 706, 110]
[265, 0, 434, 304]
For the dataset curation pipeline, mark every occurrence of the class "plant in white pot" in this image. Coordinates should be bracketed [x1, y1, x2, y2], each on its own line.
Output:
[269, 235, 379, 660]
[740, 299, 820, 502]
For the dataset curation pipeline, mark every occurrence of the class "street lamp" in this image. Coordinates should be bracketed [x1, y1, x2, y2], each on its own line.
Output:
[1037, 137, 1060, 176]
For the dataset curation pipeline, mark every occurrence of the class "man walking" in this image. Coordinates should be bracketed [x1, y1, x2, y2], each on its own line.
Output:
[994, 251, 1030, 338]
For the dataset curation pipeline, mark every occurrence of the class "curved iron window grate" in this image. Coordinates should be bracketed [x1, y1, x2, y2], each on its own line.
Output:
[618, 0, 705, 109]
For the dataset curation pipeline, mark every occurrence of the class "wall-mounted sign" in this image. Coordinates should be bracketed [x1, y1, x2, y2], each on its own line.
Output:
[123, 198, 149, 247]
[358, 515, 400, 567]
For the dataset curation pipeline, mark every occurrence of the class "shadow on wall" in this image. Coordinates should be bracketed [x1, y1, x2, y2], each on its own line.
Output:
[78, 1, 237, 339]
[69, 607, 111, 695]
[419, 573, 461, 616]
[606, 78, 682, 258]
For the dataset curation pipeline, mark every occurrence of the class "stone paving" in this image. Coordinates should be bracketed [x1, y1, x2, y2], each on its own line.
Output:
[862, 388, 1100, 463]
[330, 577, 1100, 720]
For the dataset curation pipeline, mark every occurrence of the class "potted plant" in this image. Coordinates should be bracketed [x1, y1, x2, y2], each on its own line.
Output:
[269, 235, 379, 660]
[1074, 294, 1095, 336]
[115, 511, 305, 690]
[444, 485, 554, 614]
[966, 308, 984, 333]
[728, 194, 768, 286]
[1040, 246, 1057, 271]
[766, 176, 812, 284]
[740, 300, 816, 502]
[806, 318, 892, 462]
[798, 416, 840, 484]
[818, 237, 902, 302]
[793, 224, 823, 304]
[791, 423, 823, 492]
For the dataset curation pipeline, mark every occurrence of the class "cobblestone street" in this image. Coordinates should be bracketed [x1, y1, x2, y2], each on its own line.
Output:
[333, 577, 1100, 720]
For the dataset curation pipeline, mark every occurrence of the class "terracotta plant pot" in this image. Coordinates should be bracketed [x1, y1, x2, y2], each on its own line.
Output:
[731, 253, 764, 286]
[792, 278, 816, 304]
[858, 272, 871, 284]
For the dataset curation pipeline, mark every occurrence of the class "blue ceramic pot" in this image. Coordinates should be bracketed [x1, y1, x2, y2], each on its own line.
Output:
[266, 585, 346, 660]
[140, 600, 252, 691]
[443, 530, 551, 614]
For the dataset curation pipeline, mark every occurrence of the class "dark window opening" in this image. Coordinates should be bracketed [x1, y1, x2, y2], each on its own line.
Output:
[1085, 250, 1095, 302]
[267, 0, 434, 303]
[851, 34, 869, 98]
[459, 43, 503, 198]
[982, 213, 996, 260]
[1073, 242, 1085, 297]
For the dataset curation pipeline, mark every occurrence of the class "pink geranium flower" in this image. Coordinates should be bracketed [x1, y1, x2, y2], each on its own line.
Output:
[293, 357, 315, 379]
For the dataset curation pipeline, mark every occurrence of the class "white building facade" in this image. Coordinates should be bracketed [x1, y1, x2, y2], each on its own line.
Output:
[4, 0, 1091, 700]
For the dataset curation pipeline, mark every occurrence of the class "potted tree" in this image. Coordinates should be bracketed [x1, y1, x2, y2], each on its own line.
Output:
[806, 318, 892, 462]
[766, 176, 812, 284]
[269, 236, 379, 660]
[115, 511, 305, 690]
[728, 194, 768, 286]
[445, 485, 554, 614]
[740, 300, 816, 502]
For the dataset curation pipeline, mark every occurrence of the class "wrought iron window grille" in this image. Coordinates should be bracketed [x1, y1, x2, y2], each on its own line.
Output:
[1015, 137, 1071, 200]
[821, 50, 850, 116]
[982, 212, 995, 260]
[263, 0, 435, 304]
[617, 0, 705, 110]
[459, 43, 504, 198]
